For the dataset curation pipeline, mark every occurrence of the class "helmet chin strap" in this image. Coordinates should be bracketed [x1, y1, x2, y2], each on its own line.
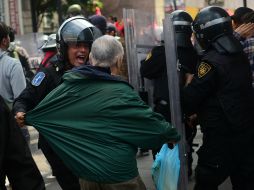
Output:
[211, 35, 243, 54]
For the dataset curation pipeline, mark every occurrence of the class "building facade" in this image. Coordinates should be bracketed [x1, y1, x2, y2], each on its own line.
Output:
[1, 0, 254, 35]
[0, 0, 26, 34]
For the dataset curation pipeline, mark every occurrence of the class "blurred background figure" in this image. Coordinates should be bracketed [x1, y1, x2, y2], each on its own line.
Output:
[231, 7, 253, 29]
[0, 22, 29, 143]
[7, 26, 34, 83]
[115, 17, 125, 37]
[39, 33, 58, 68]
[106, 23, 120, 40]
[89, 15, 107, 35]
[67, 4, 83, 18]
[107, 15, 117, 24]
[233, 10, 254, 86]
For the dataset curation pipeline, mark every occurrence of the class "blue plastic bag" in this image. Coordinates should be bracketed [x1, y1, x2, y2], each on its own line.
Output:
[151, 144, 180, 190]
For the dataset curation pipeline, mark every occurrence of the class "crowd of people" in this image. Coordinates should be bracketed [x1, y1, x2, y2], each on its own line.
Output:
[1, 3, 254, 190]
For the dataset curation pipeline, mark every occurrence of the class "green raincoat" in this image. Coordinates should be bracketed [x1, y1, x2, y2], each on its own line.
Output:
[26, 65, 180, 183]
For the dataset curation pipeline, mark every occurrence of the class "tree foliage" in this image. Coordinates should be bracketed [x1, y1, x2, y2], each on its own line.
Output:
[34, 0, 104, 28]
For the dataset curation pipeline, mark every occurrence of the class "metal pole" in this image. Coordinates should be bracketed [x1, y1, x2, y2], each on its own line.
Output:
[173, 0, 177, 10]
[243, 0, 247, 7]
[163, 14, 188, 190]
[56, 0, 63, 25]
[30, 0, 38, 53]
[30, 0, 37, 33]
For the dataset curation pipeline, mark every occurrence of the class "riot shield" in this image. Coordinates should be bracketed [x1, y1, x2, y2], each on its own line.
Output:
[16, 33, 46, 71]
[163, 14, 188, 189]
[123, 8, 162, 105]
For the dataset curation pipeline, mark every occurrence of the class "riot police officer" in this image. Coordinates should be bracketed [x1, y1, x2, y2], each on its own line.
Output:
[183, 6, 254, 190]
[13, 16, 101, 190]
[140, 10, 198, 176]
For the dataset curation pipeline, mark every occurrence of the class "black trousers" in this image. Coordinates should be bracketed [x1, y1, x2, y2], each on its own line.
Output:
[38, 135, 80, 190]
[194, 127, 254, 190]
[0, 97, 45, 190]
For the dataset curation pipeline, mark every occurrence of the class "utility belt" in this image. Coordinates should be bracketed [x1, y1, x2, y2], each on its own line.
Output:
[154, 99, 171, 121]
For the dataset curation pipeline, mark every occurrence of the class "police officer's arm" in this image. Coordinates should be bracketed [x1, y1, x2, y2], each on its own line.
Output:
[182, 62, 217, 116]
[13, 70, 53, 127]
[178, 47, 199, 86]
[140, 45, 166, 79]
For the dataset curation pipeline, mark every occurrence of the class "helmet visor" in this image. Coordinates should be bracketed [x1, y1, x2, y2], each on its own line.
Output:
[60, 18, 95, 44]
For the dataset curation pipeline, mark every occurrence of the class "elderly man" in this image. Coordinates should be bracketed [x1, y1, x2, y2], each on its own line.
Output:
[26, 35, 180, 190]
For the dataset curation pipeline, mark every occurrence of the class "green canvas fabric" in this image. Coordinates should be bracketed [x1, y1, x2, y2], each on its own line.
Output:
[26, 69, 180, 183]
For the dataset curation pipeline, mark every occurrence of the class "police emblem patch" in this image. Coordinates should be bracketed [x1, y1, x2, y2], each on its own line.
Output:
[198, 62, 211, 78]
[145, 52, 152, 61]
[32, 72, 46, 86]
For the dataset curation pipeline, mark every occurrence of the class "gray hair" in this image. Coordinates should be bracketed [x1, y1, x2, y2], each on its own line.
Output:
[89, 35, 124, 67]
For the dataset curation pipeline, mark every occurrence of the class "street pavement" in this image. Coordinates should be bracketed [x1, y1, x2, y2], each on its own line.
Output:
[18, 126, 232, 190]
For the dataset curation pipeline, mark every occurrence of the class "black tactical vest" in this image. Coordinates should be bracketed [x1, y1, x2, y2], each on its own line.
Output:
[202, 49, 254, 131]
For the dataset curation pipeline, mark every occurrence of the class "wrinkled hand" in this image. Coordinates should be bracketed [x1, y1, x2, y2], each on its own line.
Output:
[167, 143, 175, 149]
[235, 23, 254, 38]
[185, 73, 194, 86]
[15, 112, 26, 127]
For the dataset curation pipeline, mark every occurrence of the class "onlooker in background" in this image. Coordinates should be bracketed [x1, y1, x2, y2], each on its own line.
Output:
[107, 15, 117, 24]
[39, 33, 58, 68]
[67, 4, 83, 18]
[0, 22, 26, 109]
[7, 26, 34, 82]
[231, 7, 253, 29]
[106, 23, 120, 40]
[115, 18, 125, 37]
[6, 26, 31, 143]
[234, 11, 254, 85]
[88, 15, 107, 35]
[0, 95, 45, 190]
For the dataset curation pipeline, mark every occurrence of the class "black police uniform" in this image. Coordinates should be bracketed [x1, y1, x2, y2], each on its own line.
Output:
[140, 45, 197, 117]
[183, 47, 254, 190]
[140, 44, 198, 176]
[0, 96, 45, 190]
[13, 61, 81, 190]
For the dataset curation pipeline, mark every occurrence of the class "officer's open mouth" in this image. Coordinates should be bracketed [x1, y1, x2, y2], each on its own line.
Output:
[76, 55, 85, 62]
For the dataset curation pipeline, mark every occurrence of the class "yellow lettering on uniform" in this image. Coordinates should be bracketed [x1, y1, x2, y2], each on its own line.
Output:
[145, 52, 152, 61]
[198, 62, 211, 78]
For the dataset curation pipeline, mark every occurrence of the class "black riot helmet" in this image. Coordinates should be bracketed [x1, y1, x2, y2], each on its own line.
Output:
[171, 10, 193, 47]
[41, 34, 57, 52]
[56, 16, 102, 61]
[192, 6, 242, 53]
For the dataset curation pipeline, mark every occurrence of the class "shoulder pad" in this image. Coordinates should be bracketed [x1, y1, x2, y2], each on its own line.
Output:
[31, 72, 46, 86]
[145, 46, 164, 61]
[198, 62, 212, 78]
[212, 35, 243, 54]
[145, 52, 152, 61]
